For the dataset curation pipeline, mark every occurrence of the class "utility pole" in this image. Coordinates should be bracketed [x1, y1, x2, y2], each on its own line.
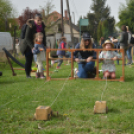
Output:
[61, 0, 64, 36]
[66, 0, 74, 48]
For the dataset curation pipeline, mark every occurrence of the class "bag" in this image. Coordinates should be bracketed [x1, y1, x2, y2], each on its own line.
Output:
[20, 24, 27, 39]
[130, 36, 134, 44]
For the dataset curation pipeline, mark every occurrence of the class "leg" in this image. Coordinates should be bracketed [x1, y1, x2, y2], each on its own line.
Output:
[126, 46, 132, 64]
[25, 51, 33, 76]
[103, 71, 110, 78]
[57, 55, 63, 67]
[84, 61, 95, 72]
[110, 72, 116, 79]
[120, 46, 126, 64]
[77, 63, 88, 78]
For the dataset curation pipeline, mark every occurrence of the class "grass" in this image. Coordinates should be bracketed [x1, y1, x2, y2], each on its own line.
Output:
[1, 58, 134, 134]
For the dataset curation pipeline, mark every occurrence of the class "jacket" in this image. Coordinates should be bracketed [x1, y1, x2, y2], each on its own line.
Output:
[74, 43, 96, 62]
[20, 19, 46, 54]
[119, 31, 128, 47]
[33, 43, 46, 54]
[57, 41, 66, 56]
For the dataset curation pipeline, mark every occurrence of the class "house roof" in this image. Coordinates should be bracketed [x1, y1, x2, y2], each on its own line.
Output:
[48, 11, 69, 23]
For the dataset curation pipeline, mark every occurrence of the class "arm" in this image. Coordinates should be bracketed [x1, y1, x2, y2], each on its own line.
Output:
[33, 44, 40, 54]
[119, 33, 124, 43]
[24, 26, 34, 49]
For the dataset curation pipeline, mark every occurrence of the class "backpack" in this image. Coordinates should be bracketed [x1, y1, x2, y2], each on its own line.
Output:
[20, 24, 27, 39]
[130, 36, 134, 44]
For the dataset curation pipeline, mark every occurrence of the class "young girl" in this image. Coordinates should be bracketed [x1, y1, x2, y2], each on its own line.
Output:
[99, 40, 121, 79]
[32, 32, 46, 79]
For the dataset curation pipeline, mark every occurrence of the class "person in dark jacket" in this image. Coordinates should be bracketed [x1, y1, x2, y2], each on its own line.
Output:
[74, 32, 96, 78]
[20, 13, 46, 78]
[119, 25, 128, 65]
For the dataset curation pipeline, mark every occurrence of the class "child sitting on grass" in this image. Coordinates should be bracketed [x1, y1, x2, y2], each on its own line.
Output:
[99, 40, 121, 79]
[32, 32, 46, 79]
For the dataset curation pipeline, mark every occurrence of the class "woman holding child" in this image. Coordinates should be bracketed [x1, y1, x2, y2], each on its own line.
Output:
[20, 14, 46, 78]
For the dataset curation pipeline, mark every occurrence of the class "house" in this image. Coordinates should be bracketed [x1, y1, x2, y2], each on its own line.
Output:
[46, 10, 80, 48]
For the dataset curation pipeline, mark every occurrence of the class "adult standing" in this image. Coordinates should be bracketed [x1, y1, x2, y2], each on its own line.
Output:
[99, 37, 105, 48]
[74, 32, 96, 78]
[119, 25, 128, 65]
[20, 14, 46, 78]
[112, 36, 120, 65]
[126, 26, 132, 65]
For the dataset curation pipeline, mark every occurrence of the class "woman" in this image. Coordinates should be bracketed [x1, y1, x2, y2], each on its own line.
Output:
[20, 13, 46, 78]
[119, 25, 128, 65]
[74, 32, 96, 78]
[112, 36, 120, 65]
[126, 26, 132, 65]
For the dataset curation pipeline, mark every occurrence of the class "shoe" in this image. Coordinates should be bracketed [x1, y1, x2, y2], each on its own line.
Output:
[56, 66, 60, 69]
[36, 72, 40, 78]
[126, 63, 132, 66]
[74, 68, 78, 77]
[40, 72, 45, 79]
[26, 75, 32, 78]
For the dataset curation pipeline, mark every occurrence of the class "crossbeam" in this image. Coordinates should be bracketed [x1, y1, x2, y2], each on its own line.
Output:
[46, 48, 125, 82]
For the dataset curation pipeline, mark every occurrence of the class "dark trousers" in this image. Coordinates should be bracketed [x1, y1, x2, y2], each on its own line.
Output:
[24, 49, 33, 76]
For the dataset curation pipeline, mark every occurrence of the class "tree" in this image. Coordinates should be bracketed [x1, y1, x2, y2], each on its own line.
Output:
[0, 0, 16, 31]
[118, 0, 134, 33]
[84, 0, 115, 43]
[18, 7, 41, 28]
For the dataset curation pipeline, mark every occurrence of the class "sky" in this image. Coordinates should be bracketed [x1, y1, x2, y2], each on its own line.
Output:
[10, 0, 127, 24]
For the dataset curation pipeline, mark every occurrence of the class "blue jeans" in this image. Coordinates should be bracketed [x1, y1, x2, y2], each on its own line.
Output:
[54, 55, 63, 67]
[77, 62, 95, 78]
[126, 46, 132, 63]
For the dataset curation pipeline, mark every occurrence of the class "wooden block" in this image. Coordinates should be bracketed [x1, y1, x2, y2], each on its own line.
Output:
[35, 106, 52, 120]
[94, 101, 108, 114]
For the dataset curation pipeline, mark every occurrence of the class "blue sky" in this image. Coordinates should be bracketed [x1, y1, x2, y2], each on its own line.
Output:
[11, 0, 126, 24]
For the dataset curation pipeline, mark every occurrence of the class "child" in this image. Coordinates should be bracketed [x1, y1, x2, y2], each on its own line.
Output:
[51, 37, 66, 69]
[32, 32, 46, 79]
[99, 40, 121, 79]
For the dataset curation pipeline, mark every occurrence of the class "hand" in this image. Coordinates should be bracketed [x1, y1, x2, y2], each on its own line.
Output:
[113, 57, 118, 61]
[32, 48, 35, 53]
[75, 58, 80, 63]
[87, 57, 93, 62]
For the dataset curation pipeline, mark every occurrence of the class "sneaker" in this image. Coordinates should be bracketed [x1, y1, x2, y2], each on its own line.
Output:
[36, 72, 40, 78]
[26, 75, 32, 78]
[56, 66, 60, 69]
[74, 68, 78, 77]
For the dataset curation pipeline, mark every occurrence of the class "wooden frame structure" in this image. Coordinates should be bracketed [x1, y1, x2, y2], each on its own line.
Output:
[46, 48, 125, 82]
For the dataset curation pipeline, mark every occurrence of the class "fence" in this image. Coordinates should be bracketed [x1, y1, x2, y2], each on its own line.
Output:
[46, 48, 125, 82]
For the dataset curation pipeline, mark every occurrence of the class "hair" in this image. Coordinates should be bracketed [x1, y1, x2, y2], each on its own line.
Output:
[126, 26, 129, 31]
[80, 38, 93, 51]
[121, 25, 127, 32]
[34, 32, 44, 43]
[34, 13, 42, 20]
[99, 37, 104, 45]
[60, 37, 66, 42]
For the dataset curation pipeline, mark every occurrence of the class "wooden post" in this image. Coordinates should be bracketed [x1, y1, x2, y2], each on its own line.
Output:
[95, 51, 100, 80]
[70, 51, 74, 79]
[66, 0, 74, 48]
[120, 49, 125, 82]
[46, 49, 50, 81]
[61, 0, 64, 36]
[6, 54, 16, 76]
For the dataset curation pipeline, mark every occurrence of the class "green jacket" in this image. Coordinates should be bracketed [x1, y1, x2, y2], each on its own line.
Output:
[20, 19, 46, 54]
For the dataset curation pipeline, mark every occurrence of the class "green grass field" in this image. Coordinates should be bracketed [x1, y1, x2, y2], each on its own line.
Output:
[0, 58, 134, 134]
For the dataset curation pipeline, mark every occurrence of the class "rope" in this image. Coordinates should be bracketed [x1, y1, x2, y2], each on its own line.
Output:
[100, 76, 107, 101]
